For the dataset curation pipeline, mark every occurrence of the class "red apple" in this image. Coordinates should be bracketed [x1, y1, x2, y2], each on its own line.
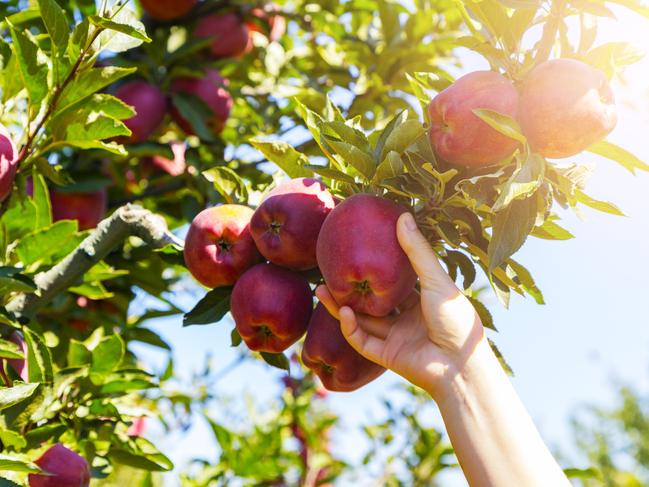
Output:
[194, 13, 251, 59]
[250, 178, 335, 271]
[150, 141, 186, 176]
[0, 123, 17, 203]
[428, 70, 520, 167]
[170, 69, 233, 136]
[115, 81, 167, 144]
[316, 194, 416, 317]
[231, 263, 313, 353]
[519, 58, 617, 158]
[302, 303, 385, 392]
[29, 444, 90, 487]
[184, 205, 261, 288]
[140, 0, 197, 21]
[50, 189, 108, 231]
[126, 416, 147, 437]
[247, 5, 286, 42]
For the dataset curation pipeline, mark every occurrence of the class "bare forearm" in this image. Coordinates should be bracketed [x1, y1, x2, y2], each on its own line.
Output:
[431, 339, 571, 487]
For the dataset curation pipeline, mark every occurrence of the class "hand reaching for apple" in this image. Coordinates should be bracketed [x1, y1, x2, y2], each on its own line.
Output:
[317, 211, 572, 486]
[316, 211, 485, 400]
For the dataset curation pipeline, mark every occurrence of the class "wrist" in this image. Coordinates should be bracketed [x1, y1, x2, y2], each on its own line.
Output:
[426, 335, 497, 404]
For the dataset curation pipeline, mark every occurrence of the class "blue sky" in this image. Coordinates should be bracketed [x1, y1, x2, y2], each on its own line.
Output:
[131, 6, 649, 486]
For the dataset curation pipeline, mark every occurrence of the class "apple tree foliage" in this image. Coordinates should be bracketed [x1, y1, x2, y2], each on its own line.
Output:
[568, 383, 649, 486]
[0, 0, 647, 485]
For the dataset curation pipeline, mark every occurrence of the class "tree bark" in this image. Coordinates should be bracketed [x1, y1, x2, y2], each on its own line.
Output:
[5, 204, 184, 321]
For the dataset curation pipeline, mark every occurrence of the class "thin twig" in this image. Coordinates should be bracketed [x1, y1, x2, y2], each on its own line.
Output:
[17, 28, 103, 167]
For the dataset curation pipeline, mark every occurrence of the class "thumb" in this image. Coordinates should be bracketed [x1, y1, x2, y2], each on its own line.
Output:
[396, 212, 455, 292]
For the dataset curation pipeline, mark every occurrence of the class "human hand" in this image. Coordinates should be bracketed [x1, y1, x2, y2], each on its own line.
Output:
[315, 212, 486, 399]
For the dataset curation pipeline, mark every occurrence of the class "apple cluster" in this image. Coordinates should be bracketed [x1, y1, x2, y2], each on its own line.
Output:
[184, 178, 418, 392]
[115, 2, 287, 146]
[427, 59, 617, 167]
[0, 4, 288, 237]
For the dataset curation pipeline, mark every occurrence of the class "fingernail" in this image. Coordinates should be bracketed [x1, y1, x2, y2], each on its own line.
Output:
[403, 212, 417, 231]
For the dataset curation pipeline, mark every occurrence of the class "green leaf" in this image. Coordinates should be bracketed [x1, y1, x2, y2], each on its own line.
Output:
[0, 339, 24, 360]
[0, 8, 42, 28]
[0, 455, 41, 473]
[89, 14, 151, 42]
[564, 467, 602, 480]
[249, 139, 312, 178]
[584, 41, 645, 76]
[0, 477, 22, 486]
[294, 98, 338, 167]
[507, 259, 544, 305]
[129, 328, 171, 350]
[49, 139, 127, 156]
[1, 198, 39, 243]
[606, 0, 649, 17]
[8, 22, 49, 109]
[374, 110, 407, 160]
[587, 140, 649, 174]
[303, 165, 355, 184]
[488, 192, 539, 273]
[202, 167, 248, 204]
[0, 383, 40, 412]
[467, 296, 496, 331]
[31, 172, 53, 229]
[68, 340, 92, 367]
[183, 287, 232, 327]
[92, 7, 150, 53]
[472, 108, 526, 144]
[91, 334, 125, 374]
[0, 267, 37, 294]
[325, 121, 370, 150]
[373, 151, 404, 184]
[574, 189, 624, 216]
[170, 92, 217, 143]
[24, 423, 67, 445]
[531, 218, 574, 240]
[260, 352, 290, 371]
[230, 328, 242, 347]
[488, 339, 513, 375]
[109, 438, 173, 472]
[444, 251, 476, 289]
[380, 119, 426, 160]
[23, 329, 53, 384]
[492, 153, 545, 211]
[322, 135, 375, 179]
[0, 428, 26, 450]
[57, 66, 137, 114]
[15, 221, 78, 267]
[99, 370, 156, 394]
[67, 17, 89, 60]
[37, 0, 70, 52]
[69, 281, 113, 300]
[571, 0, 616, 17]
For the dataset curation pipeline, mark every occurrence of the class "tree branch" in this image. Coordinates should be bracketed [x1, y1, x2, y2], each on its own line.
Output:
[17, 28, 104, 168]
[6, 204, 184, 321]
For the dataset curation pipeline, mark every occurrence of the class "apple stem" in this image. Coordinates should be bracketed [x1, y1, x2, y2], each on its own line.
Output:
[5, 205, 184, 323]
